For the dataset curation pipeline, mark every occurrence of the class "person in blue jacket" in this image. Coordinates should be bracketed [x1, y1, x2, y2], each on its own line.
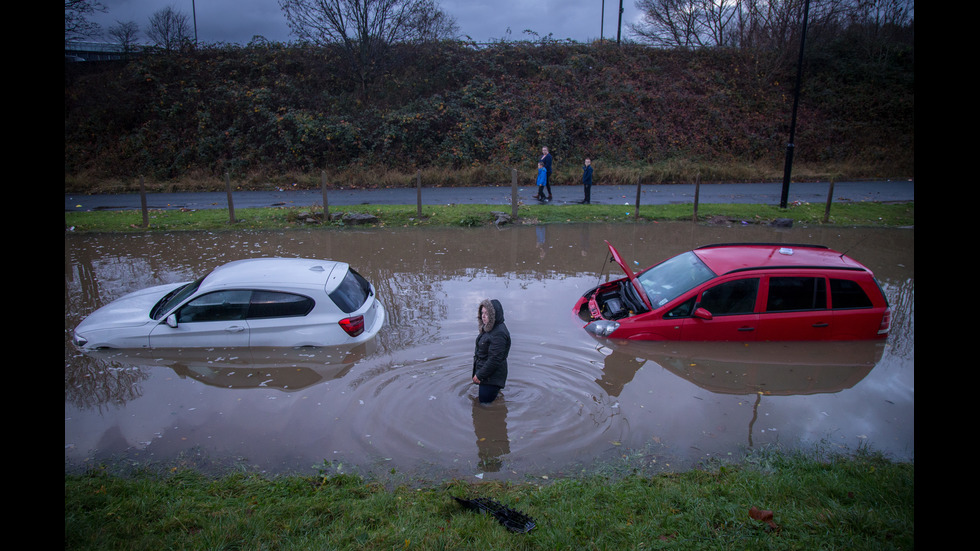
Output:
[535, 161, 547, 201]
[581, 158, 593, 204]
[472, 298, 510, 404]
[539, 146, 553, 200]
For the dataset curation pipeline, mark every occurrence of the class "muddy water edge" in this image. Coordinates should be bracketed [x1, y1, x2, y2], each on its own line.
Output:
[65, 222, 914, 481]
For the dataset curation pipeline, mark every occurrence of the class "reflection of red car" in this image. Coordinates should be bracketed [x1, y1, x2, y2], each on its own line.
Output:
[574, 242, 891, 341]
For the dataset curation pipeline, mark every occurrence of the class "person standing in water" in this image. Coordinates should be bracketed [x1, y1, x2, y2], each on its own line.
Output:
[472, 299, 510, 404]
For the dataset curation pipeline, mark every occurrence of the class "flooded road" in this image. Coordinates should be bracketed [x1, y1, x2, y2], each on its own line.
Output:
[65, 222, 913, 481]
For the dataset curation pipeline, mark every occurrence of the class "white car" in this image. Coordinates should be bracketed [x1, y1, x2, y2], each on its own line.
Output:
[72, 258, 386, 349]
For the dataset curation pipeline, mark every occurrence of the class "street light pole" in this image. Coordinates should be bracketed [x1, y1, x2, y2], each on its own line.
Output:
[192, 0, 198, 45]
[617, 0, 624, 45]
[780, 0, 810, 208]
[601, 0, 605, 41]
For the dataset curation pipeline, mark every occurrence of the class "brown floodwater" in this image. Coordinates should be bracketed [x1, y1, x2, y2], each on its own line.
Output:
[65, 222, 914, 480]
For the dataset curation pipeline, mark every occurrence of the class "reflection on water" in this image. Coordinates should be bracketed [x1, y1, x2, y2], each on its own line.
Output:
[600, 340, 884, 396]
[65, 223, 914, 479]
[83, 344, 373, 391]
[473, 397, 510, 473]
[597, 339, 886, 448]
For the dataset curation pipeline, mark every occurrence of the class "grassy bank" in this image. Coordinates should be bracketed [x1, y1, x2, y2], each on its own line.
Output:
[65, 449, 913, 550]
[65, 201, 914, 232]
[66, 41, 913, 184]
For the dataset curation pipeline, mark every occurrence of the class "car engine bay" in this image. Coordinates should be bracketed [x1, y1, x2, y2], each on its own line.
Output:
[578, 279, 648, 322]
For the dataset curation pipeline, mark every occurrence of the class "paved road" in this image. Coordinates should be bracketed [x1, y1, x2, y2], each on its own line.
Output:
[65, 180, 914, 212]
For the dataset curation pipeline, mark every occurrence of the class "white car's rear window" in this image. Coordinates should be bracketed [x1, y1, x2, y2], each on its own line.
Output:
[329, 269, 372, 313]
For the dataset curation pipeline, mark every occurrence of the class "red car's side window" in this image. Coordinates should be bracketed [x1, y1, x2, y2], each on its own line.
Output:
[829, 278, 874, 309]
[765, 277, 828, 312]
[698, 278, 759, 315]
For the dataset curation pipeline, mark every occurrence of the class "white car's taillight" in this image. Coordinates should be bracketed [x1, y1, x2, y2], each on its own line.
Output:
[339, 315, 365, 337]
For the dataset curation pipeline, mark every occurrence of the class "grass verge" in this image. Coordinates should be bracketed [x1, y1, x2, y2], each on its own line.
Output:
[65, 449, 912, 550]
[65, 201, 914, 232]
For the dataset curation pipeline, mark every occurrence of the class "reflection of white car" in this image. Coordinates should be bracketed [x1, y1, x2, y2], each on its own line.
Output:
[72, 258, 386, 349]
[83, 342, 376, 390]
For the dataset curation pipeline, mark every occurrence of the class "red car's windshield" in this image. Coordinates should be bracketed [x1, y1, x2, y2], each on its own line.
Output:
[636, 252, 716, 309]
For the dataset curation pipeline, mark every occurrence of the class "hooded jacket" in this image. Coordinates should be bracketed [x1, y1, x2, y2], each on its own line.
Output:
[473, 298, 510, 389]
[582, 163, 593, 186]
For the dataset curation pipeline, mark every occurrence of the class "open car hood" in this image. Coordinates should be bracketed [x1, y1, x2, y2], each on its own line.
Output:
[605, 241, 653, 310]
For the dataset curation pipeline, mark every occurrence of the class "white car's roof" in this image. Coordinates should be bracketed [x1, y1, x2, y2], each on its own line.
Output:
[199, 258, 349, 292]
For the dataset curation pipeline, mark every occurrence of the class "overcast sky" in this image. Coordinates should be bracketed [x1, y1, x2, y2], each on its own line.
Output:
[85, 0, 644, 45]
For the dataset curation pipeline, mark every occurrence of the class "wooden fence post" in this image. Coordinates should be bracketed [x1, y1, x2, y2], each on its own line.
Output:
[139, 175, 149, 228]
[416, 170, 422, 218]
[225, 171, 236, 223]
[693, 173, 701, 223]
[511, 168, 518, 218]
[823, 177, 836, 223]
[321, 170, 329, 223]
[634, 176, 641, 221]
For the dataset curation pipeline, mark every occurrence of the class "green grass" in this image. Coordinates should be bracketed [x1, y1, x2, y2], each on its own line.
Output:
[65, 449, 913, 550]
[65, 201, 914, 232]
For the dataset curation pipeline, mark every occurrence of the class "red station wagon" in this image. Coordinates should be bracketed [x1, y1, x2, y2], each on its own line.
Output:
[574, 242, 891, 341]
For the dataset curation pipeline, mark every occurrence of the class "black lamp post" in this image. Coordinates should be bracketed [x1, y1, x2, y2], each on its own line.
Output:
[192, 0, 198, 45]
[617, 0, 624, 45]
[780, 0, 810, 208]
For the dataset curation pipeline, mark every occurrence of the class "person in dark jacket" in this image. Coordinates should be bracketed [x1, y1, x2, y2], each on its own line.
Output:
[472, 298, 510, 403]
[581, 158, 593, 204]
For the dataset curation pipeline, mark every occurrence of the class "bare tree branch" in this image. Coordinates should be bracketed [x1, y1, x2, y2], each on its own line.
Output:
[108, 21, 141, 52]
[146, 6, 193, 51]
[630, 0, 899, 51]
[65, 0, 106, 40]
[279, 0, 458, 92]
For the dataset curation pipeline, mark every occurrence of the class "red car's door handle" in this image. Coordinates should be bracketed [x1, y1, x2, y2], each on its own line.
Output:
[812, 323, 829, 328]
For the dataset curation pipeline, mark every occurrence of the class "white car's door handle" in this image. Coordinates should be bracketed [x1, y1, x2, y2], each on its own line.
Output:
[225, 325, 246, 333]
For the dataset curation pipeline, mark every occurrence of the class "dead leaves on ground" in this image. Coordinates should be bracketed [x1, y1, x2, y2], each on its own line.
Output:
[749, 506, 780, 532]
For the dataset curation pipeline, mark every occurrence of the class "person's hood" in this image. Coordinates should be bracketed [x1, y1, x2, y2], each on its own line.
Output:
[478, 298, 505, 333]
